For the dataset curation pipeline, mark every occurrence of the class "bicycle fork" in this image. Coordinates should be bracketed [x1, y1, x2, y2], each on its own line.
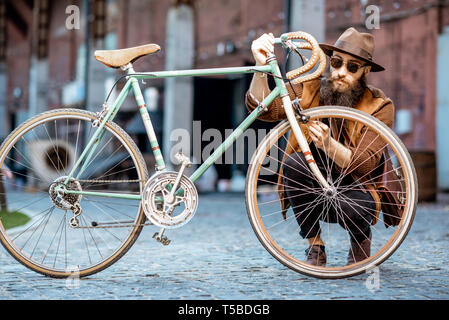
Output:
[266, 54, 333, 193]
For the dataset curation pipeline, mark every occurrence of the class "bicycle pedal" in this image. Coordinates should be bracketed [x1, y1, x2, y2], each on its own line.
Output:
[152, 232, 171, 246]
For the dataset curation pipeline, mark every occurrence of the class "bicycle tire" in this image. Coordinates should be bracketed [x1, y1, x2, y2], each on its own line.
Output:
[246, 106, 417, 279]
[0, 108, 149, 278]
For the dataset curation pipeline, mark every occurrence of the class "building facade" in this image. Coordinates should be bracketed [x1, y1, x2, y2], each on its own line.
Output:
[1, 0, 448, 190]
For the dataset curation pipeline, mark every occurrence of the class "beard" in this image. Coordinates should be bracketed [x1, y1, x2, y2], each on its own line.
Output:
[319, 72, 367, 107]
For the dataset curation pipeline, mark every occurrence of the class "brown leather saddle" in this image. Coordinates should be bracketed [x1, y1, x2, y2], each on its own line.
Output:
[94, 44, 161, 68]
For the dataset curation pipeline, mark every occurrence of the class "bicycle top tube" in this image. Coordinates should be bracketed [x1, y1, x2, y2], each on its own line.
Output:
[125, 35, 299, 80]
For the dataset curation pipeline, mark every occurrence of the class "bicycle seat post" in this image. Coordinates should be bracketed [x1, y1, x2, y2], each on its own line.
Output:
[121, 62, 135, 75]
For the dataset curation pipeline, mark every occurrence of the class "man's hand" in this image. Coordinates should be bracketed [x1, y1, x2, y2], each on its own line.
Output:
[308, 120, 353, 168]
[251, 33, 275, 65]
[309, 121, 331, 150]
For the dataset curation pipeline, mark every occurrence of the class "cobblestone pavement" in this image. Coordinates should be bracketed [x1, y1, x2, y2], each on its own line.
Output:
[0, 192, 448, 300]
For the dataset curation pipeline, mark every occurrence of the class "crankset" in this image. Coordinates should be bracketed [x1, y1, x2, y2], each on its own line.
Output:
[142, 152, 199, 230]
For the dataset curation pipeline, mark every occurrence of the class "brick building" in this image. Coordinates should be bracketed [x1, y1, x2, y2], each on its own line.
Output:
[325, 0, 449, 192]
[1, 0, 448, 190]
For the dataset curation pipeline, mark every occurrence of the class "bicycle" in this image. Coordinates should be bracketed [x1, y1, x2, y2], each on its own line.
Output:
[0, 31, 417, 279]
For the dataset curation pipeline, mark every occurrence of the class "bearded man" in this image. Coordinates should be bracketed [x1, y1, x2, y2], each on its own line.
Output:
[245, 27, 394, 266]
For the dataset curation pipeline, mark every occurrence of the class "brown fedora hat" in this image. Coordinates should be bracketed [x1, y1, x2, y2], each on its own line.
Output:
[320, 27, 385, 72]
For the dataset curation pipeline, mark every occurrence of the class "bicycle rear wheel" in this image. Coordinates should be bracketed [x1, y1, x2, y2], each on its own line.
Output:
[246, 106, 417, 279]
[0, 109, 149, 278]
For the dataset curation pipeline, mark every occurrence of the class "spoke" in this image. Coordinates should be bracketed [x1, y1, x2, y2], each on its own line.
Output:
[73, 120, 82, 162]
[82, 143, 125, 181]
[298, 194, 328, 239]
[332, 193, 380, 256]
[78, 214, 104, 260]
[65, 119, 69, 174]
[327, 117, 346, 179]
[52, 211, 66, 269]
[10, 204, 55, 243]
[259, 166, 325, 196]
[30, 207, 56, 258]
[42, 123, 64, 176]
[270, 135, 321, 182]
[5, 156, 46, 184]
[337, 160, 405, 194]
[8, 194, 49, 214]
[85, 198, 133, 231]
[83, 197, 139, 220]
[258, 189, 321, 206]
[10, 144, 39, 177]
[41, 213, 66, 264]
[337, 192, 380, 235]
[82, 135, 115, 178]
[334, 130, 382, 188]
[26, 206, 55, 256]
[269, 189, 327, 230]
[79, 207, 126, 245]
[337, 191, 399, 222]
[82, 154, 134, 189]
[80, 215, 93, 266]
[54, 120, 66, 174]
[290, 193, 329, 234]
[257, 176, 323, 195]
[83, 197, 139, 208]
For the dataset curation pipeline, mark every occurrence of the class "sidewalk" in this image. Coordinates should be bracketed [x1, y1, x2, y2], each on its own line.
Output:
[0, 192, 448, 300]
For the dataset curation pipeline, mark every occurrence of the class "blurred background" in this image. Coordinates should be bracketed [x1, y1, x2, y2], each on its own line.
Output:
[0, 0, 448, 200]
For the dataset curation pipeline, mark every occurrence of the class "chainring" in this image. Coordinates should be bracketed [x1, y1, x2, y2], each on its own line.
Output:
[142, 172, 198, 229]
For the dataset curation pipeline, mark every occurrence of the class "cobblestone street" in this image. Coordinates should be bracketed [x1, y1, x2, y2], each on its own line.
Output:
[0, 192, 448, 300]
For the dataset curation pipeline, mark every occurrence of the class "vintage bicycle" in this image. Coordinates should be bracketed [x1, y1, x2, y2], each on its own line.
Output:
[0, 31, 417, 279]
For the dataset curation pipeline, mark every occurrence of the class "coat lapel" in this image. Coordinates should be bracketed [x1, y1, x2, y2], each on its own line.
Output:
[345, 87, 389, 146]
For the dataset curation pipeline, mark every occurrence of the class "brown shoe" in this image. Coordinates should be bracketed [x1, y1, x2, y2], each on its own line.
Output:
[305, 245, 327, 266]
[347, 234, 371, 265]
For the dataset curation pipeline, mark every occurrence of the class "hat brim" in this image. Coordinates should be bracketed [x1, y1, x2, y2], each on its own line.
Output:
[319, 43, 385, 72]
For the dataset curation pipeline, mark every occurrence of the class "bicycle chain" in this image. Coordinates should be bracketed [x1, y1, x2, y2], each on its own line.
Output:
[77, 179, 144, 184]
[68, 178, 147, 228]
[69, 203, 82, 227]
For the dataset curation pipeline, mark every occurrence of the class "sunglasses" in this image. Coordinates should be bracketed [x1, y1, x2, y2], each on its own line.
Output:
[330, 56, 366, 74]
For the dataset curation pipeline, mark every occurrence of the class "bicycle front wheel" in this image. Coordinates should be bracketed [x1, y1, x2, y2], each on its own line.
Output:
[0, 109, 149, 278]
[246, 106, 417, 279]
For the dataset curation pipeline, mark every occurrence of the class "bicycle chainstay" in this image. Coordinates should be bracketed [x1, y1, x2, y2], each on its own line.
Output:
[66, 177, 152, 229]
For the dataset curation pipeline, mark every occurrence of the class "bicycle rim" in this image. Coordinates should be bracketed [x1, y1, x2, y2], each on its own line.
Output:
[0, 109, 149, 278]
[246, 106, 417, 279]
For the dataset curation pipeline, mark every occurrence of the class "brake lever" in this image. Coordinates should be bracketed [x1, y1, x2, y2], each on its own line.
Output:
[285, 40, 307, 65]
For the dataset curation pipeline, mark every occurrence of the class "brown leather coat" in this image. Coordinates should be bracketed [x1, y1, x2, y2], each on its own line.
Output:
[246, 79, 398, 226]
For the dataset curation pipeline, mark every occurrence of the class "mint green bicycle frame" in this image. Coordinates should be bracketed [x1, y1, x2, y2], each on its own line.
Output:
[60, 37, 328, 201]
